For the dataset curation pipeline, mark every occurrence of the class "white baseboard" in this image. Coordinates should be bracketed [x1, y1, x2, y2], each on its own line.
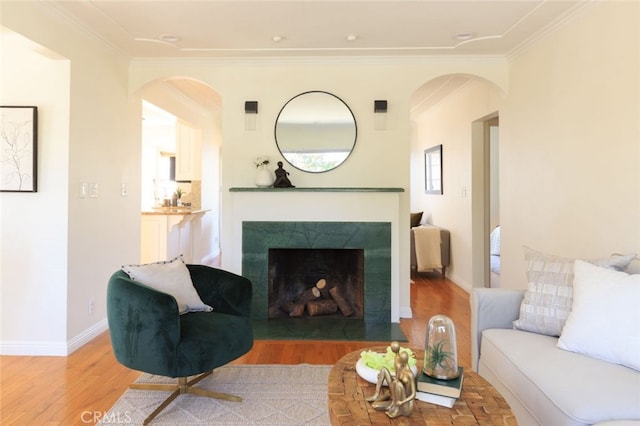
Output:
[0, 340, 69, 356]
[448, 273, 472, 293]
[67, 318, 109, 354]
[0, 318, 108, 356]
[399, 306, 413, 318]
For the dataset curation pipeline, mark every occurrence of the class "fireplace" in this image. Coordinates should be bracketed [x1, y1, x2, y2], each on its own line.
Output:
[268, 248, 364, 319]
[242, 221, 391, 322]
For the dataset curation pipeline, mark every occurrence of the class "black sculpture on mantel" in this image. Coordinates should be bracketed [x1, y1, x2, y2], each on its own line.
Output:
[273, 161, 295, 188]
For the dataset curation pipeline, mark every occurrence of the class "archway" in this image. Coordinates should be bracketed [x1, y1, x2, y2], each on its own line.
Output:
[410, 73, 504, 289]
[136, 77, 223, 266]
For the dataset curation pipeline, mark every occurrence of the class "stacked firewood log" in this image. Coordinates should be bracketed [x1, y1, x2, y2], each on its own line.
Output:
[271, 278, 354, 318]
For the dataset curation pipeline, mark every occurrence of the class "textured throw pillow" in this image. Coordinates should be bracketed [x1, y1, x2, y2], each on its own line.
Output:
[558, 260, 640, 371]
[410, 212, 423, 228]
[512, 247, 635, 336]
[623, 255, 640, 274]
[122, 256, 213, 315]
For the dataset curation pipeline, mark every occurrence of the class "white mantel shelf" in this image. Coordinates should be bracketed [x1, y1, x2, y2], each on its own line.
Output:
[229, 187, 404, 192]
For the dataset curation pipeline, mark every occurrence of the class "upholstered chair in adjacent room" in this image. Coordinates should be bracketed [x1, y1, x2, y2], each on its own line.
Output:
[107, 262, 253, 425]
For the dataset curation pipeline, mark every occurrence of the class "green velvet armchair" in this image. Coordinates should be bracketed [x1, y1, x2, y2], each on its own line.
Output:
[107, 264, 253, 425]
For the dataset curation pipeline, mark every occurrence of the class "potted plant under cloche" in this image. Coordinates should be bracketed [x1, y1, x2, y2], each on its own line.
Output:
[423, 314, 460, 379]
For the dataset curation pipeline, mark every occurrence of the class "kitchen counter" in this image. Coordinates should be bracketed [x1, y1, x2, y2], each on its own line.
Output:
[140, 209, 210, 263]
[141, 208, 210, 216]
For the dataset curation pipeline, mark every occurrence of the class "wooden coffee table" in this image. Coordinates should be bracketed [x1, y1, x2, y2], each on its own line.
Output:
[328, 346, 516, 425]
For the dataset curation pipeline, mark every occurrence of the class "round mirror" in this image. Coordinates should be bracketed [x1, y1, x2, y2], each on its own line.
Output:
[275, 91, 357, 173]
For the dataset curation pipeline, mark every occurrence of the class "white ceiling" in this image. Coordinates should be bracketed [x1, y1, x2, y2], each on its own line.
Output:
[32, 1, 590, 114]
[43, 0, 588, 59]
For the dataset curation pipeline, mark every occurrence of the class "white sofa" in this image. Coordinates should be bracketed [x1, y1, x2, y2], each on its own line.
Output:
[471, 288, 640, 426]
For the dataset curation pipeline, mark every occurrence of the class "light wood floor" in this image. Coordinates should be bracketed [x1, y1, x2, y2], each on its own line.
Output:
[0, 271, 470, 425]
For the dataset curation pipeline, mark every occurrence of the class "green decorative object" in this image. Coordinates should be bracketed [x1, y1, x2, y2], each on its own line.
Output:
[423, 314, 460, 380]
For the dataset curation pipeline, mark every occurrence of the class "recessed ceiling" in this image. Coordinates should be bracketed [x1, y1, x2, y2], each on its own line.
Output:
[17, 1, 589, 116]
[40, 0, 589, 59]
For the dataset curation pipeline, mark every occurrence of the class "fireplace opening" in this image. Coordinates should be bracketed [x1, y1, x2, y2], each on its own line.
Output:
[268, 248, 364, 319]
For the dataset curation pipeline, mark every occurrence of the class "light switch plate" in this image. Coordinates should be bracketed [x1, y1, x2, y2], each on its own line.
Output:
[89, 183, 99, 198]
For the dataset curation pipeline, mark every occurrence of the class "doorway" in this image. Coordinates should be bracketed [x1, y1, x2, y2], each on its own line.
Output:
[486, 118, 500, 287]
[138, 78, 223, 265]
[471, 113, 500, 288]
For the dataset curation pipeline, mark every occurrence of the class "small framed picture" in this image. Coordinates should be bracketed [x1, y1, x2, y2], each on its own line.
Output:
[1, 106, 38, 192]
[424, 144, 443, 195]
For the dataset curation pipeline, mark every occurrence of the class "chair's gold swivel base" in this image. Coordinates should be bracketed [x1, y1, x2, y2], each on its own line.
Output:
[129, 370, 241, 425]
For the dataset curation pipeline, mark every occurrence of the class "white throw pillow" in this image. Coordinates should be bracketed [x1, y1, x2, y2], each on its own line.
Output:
[513, 247, 634, 336]
[122, 257, 213, 315]
[489, 226, 501, 256]
[558, 260, 640, 371]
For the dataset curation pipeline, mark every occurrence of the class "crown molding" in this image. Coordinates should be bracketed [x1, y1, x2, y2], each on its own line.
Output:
[35, 1, 595, 66]
[130, 54, 508, 67]
[39, 1, 128, 59]
[506, 0, 596, 61]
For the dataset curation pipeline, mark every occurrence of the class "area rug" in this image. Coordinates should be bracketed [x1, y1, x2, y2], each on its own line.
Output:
[99, 364, 332, 425]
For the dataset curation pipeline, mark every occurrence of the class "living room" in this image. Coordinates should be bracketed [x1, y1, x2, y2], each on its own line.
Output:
[3, 1, 637, 359]
[1, 1, 639, 423]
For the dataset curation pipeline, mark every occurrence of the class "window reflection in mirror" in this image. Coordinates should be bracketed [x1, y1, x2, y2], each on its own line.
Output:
[275, 91, 357, 173]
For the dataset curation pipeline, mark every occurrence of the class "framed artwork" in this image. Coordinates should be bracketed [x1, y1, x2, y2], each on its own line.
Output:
[1, 106, 38, 192]
[424, 144, 442, 195]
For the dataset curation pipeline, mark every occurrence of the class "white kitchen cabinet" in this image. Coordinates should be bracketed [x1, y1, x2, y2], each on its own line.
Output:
[140, 210, 208, 264]
[175, 121, 201, 181]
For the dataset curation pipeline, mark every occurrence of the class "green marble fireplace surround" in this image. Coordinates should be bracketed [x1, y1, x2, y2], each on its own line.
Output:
[242, 221, 391, 322]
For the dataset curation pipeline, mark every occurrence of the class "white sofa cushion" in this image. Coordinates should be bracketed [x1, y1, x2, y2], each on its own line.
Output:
[513, 247, 634, 337]
[479, 328, 640, 426]
[558, 260, 640, 371]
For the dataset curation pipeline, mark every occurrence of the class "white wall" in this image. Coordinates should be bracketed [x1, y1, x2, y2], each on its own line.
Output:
[7, 1, 636, 353]
[489, 125, 499, 231]
[1, 3, 140, 354]
[500, 1, 640, 288]
[1, 29, 70, 352]
[200, 122, 223, 263]
[130, 59, 508, 317]
[411, 79, 503, 290]
[412, 1, 640, 291]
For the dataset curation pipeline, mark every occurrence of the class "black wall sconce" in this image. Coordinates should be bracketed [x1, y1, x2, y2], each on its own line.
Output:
[245, 101, 258, 130]
[374, 100, 387, 130]
[374, 100, 387, 113]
